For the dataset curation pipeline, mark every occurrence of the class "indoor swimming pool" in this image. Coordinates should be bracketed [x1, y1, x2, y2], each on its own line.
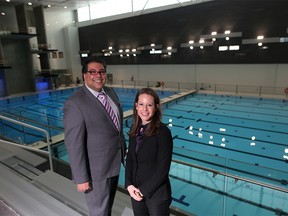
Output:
[164, 94, 288, 171]
[0, 88, 287, 216]
[159, 93, 288, 215]
[0, 87, 177, 144]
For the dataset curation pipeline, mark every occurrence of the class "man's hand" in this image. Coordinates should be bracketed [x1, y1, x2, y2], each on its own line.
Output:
[77, 182, 91, 192]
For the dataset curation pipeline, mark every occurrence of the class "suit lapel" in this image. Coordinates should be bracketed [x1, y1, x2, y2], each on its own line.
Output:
[82, 85, 118, 130]
[104, 87, 123, 130]
[105, 87, 121, 111]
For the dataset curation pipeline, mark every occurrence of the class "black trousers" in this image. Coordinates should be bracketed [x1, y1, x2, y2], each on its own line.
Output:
[131, 196, 171, 216]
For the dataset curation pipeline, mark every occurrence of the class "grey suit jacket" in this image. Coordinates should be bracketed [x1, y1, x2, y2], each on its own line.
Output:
[64, 85, 126, 184]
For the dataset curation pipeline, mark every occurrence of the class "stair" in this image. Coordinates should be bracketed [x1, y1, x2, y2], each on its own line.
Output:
[0, 163, 84, 216]
[0, 140, 135, 216]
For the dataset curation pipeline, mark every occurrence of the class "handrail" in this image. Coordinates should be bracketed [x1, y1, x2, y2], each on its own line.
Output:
[0, 115, 54, 171]
[107, 80, 287, 98]
[171, 158, 288, 194]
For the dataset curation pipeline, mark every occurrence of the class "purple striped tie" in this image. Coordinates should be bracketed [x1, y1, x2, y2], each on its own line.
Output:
[98, 92, 119, 131]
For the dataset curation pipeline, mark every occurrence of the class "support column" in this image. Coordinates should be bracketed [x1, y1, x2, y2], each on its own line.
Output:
[34, 5, 50, 70]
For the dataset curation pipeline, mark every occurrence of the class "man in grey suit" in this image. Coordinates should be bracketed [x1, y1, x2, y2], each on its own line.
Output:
[64, 57, 126, 216]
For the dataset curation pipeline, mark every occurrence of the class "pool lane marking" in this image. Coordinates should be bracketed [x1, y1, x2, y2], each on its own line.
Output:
[172, 195, 190, 207]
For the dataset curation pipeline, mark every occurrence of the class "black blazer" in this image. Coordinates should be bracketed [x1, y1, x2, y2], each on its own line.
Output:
[125, 123, 173, 200]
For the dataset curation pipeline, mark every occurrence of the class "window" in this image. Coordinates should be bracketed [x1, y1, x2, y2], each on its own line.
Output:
[77, 0, 194, 23]
[77, 6, 90, 22]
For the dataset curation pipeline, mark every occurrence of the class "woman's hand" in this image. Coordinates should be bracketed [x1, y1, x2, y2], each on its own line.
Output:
[127, 185, 143, 201]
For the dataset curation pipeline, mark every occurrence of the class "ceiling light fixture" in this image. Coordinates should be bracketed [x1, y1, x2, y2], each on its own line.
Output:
[200, 31, 242, 40]
[181, 41, 213, 48]
[150, 50, 162, 54]
[243, 37, 282, 44]
[229, 45, 240, 50]
[137, 44, 162, 50]
[102, 48, 141, 57]
[219, 46, 228, 51]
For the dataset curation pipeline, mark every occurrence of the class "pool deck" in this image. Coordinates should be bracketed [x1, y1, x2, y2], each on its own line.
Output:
[198, 89, 288, 100]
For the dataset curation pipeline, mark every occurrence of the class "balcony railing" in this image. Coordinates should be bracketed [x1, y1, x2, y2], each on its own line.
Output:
[106, 79, 288, 98]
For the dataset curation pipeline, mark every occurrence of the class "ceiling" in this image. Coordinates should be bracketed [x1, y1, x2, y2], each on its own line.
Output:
[77, 0, 288, 64]
[2, 0, 287, 64]
[0, 0, 106, 11]
[0, 0, 209, 12]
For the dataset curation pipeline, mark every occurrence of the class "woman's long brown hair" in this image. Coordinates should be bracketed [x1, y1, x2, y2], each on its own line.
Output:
[129, 88, 162, 137]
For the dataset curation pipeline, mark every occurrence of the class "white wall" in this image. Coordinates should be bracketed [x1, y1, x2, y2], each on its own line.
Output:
[109, 64, 196, 83]
[195, 64, 279, 86]
[275, 64, 288, 87]
[44, 10, 76, 70]
[109, 64, 288, 88]
[63, 26, 82, 81]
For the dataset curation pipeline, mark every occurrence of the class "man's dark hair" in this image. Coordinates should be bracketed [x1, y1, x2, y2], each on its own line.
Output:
[81, 57, 107, 74]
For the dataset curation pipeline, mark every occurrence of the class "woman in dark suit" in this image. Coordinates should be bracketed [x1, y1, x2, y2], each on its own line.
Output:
[125, 88, 173, 216]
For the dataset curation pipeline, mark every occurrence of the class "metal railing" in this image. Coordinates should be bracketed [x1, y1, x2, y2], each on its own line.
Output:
[172, 158, 288, 194]
[107, 80, 288, 98]
[170, 153, 288, 215]
[0, 115, 54, 171]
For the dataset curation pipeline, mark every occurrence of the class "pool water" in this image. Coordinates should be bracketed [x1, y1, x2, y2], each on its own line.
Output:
[0, 87, 177, 143]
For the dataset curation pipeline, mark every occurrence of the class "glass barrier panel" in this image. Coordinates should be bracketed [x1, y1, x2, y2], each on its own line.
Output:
[227, 159, 288, 190]
[169, 160, 225, 215]
[173, 147, 227, 172]
[226, 177, 288, 215]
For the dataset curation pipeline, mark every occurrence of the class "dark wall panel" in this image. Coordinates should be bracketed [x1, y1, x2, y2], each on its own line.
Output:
[78, 0, 288, 64]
